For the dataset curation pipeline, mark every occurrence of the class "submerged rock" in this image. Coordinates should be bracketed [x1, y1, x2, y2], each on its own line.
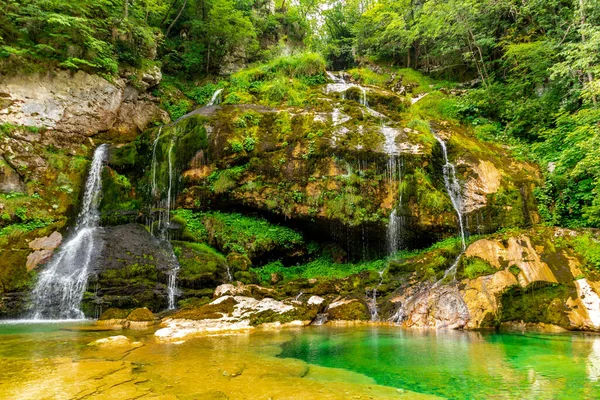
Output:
[88, 335, 142, 347]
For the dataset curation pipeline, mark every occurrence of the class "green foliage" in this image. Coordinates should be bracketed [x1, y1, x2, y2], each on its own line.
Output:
[0, 219, 52, 238]
[209, 166, 246, 194]
[0, 0, 159, 75]
[171, 209, 208, 242]
[251, 257, 386, 284]
[171, 209, 304, 258]
[573, 234, 600, 271]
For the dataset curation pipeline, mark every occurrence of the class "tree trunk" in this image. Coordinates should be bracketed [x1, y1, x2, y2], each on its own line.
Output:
[161, 0, 180, 27]
[124, 0, 129, 19]
[206, 42, 211, 76]
[166, 0, 188, 37]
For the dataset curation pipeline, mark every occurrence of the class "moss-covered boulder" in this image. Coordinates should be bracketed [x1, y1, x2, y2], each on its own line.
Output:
[173, 241, 230, 297]
[99, 307, 129, 320]
[327, 299, 370, 321]
[127, 307, 155, 322]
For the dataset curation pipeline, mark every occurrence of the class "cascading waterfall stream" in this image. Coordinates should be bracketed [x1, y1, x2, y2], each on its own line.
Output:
[326, 73, 402, 316]
[433, 131, 467, 282]
[388, 131, 469, 325]
[149, 129, 181, 310]
[366, 269, 385, 321]
[433, 132, 466, 251]
[207, 88, 223, 106]
[30, 144, 108, 320]
[326, 72, 405, 255]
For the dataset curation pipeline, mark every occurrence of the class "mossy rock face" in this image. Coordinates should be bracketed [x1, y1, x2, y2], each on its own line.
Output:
[233, 271, 257, 285]
[0, 292, 28, 318]
[499, 283, 574, 328]
[82, 224, 175, 314]
[127, 307, 155, 322]
[327, 300, 370, 321]
[98, 307, 129, 320]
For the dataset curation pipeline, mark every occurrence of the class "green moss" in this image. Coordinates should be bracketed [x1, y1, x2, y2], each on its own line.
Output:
[461, 257, 497, 280]
[173, 241, 228, 289]
[508, 265, 522, 277]
[172, 209, 304, 260]
[573, 234, 600, 271]
[251, 257, 386, 285]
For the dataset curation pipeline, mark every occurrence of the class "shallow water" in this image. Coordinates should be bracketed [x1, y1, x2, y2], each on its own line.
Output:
[280, 326, 600, 399]
[1, 323, 598, 399]
[0, 322, 425, 399]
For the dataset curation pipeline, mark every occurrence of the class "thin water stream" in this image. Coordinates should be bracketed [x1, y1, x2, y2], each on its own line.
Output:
[326, 71, 404, 255]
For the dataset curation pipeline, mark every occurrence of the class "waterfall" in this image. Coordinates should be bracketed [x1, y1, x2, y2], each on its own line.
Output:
[432, 131, 467, 283]
[207, 88, 223, 106]
[30, 144, 108, 320]
[149, 129, 181, 310]
[366, 269, 385, 321]
[326, 72, 404, 254]
[433, 133, 466, 250]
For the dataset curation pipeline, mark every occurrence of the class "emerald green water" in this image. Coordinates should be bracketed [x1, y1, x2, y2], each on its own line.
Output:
[1, 322, 599, 399]
[280, 326, 600, 399]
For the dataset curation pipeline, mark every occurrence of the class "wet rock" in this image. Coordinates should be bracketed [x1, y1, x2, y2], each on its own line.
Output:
[28, 231, 62, 251]
[457, 228, 600, 331]
[461, 270, 518, 329]
[97, 307, 129, 327]
[126, 307, 156, 329]
[156, 294, 311, 340]
[213, 282, 274, 299]
[83, 224, 175, 314]
[127, 307, 155, 321]
[307, 295, 325, 306]
[25, 249, 54, 271]
[26, 232, 63, 271]
[393, 285, 470, 329]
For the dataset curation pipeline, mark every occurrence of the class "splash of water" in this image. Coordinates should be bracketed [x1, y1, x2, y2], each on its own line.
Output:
[31, 145, 108, 320]
[207, 88, 223, 106]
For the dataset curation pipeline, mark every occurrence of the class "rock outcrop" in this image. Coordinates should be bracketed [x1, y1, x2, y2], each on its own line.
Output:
[388, 228, 600, 332]
[0, 68, 169, 317]
[0, 70, 168, 138]
[155, 286, 316, 341]
[26, 231, 62, 271]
